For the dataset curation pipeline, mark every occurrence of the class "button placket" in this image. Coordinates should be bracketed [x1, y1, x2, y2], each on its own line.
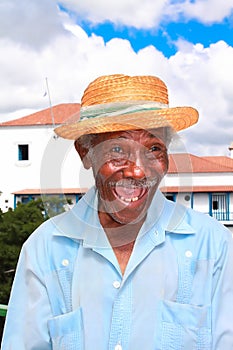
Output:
[185, 250, 193, 258]
[177, 250, 194, 304]
[62, 259, 69, 267]
[108, 278, 132, 350]
[113, 281, 121, 289]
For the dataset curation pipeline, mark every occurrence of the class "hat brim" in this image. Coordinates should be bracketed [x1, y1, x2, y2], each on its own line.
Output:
[54, 106, 198, 140]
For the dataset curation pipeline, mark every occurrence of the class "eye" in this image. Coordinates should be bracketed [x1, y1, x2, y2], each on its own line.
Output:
[145, 143, 166, 160]
[150, 145, 162, 152]
[111, 146, 123, 153]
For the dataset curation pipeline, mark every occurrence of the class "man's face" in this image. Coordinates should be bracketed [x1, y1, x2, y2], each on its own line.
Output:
[84, 128, 169, 227]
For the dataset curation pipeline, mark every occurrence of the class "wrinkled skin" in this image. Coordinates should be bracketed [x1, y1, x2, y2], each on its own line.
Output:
[75, 128, 169, 231]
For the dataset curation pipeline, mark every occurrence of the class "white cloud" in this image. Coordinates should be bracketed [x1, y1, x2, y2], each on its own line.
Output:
[0, 0, 67, 49]
[180, 0, 233, 23]
[60, 0, 233, 27]
[168, 40, 233, 155]
[0, 1, 232, 157]
[59, 0, 169, 29]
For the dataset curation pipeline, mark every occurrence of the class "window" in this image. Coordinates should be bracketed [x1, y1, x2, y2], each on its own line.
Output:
[21, 196, 30, 204]
[18, 144, 29, 161]
[211, 193, 229, 221]
[212, 200, 218, 210]
[21, 196, 34, 204]
[165, 194, 176, 202]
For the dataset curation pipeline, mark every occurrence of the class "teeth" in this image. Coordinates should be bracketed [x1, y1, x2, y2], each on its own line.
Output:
[120, 196, 139, 203]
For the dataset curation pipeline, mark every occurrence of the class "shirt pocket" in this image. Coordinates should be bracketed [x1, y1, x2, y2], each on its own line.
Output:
[48, 307, 84, 350]
[160, 300, 211, 350]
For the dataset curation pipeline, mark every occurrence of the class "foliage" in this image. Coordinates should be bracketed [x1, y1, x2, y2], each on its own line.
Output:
[41, 195, 72, 219]
[0, 196, 72, 304]
[0, 200, 44, 304]
[0, 196, 73, 339]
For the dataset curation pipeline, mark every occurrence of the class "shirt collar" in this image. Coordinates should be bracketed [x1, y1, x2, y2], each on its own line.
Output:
[53, 186, 195, 247]
[53, 187, 110, 248]
[136, 189, 196, 244]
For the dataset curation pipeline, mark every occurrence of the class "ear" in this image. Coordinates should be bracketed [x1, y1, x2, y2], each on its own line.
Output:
[74, 140, 92, 169]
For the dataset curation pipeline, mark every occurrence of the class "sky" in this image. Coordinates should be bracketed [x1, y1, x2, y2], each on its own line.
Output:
[0, 0, 233, 156]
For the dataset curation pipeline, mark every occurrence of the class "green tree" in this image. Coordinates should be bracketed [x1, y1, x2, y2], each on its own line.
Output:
[0, 196, 72, 339]
[0, 199, 45, 340]
[41, 195, 72, 219]
[0, 199, 45, 303]
[0, 196, 73, 303]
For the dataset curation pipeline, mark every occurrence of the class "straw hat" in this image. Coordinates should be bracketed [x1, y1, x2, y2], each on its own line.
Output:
[54, 74, 199, 140]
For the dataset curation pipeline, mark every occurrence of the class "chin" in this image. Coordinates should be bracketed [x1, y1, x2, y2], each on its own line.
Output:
[109, 206, 148, 226]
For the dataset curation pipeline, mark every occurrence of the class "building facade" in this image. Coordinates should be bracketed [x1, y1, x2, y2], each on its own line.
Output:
[0, 103, 82, 211]
[0, 104, 232, 232]
[160, 153, 233, 232]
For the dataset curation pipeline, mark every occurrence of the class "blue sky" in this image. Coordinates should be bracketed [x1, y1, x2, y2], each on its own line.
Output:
[0, 0, 233, 156]
[59, 1, 233, 58]
[79, 19, 233, 57]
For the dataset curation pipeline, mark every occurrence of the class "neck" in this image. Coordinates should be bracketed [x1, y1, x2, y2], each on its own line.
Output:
[112, 240, 135, 275]
[98, 213, 145, 275]
[98, 211, 145, 247]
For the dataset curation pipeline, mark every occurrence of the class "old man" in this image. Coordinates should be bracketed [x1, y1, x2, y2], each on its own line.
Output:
[2, 74, 233, 349]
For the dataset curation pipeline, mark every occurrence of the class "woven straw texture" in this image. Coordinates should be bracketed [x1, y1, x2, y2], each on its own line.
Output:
[55, 74, 199, 140]
[81, 74, 168, 106]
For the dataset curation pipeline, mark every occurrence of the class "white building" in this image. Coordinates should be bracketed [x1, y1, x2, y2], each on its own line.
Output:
[0, 103, 232, 232]
[160, 153, 233, 232]
[0, 103, 85, 211]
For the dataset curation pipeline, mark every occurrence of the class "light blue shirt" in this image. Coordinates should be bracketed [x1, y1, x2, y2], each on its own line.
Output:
[2, 188, 233, 349]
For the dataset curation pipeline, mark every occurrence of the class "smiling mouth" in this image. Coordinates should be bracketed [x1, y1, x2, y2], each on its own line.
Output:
[113, 182, 149, 203]
[120, 196, 140, 203]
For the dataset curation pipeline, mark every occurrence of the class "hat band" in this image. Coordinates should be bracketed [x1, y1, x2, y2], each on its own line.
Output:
[80, 101, 169, 121]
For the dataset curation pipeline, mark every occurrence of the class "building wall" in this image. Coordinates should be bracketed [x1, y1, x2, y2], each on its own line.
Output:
[163, 173, 233, 187]
[192, 193, 210, 213]
[0, 122, 232, 237]
[0, 125, 83, 211]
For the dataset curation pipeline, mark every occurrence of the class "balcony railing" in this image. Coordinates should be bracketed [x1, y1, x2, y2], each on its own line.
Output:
[211, 211, 233, 222]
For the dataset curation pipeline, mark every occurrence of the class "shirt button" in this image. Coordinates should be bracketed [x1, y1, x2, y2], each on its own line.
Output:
[62, 259, 69, 266]
[113, 281, 121, 289]
[115, 345, 122, 350]
[185, 250, 193, 258]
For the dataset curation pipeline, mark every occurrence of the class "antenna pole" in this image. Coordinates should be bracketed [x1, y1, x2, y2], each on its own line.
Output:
[45, 77, 55, 127]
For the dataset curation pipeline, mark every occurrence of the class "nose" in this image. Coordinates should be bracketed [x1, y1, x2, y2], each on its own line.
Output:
[123, 162, 145, 179]
[123, 151, 148, 179]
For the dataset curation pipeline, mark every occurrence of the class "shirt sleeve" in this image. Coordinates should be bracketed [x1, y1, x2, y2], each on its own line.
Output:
[1, 239, 53, 349]
[212, 228, 233, 349]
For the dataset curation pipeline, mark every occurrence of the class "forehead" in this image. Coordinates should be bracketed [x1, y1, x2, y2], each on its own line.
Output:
[91, 128, 168, 146]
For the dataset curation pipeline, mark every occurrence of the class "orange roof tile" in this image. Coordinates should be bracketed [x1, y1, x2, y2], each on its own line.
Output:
[0, 103, 80, 126]
[168, 153, 233, 173]
[202, 156, 233, 169]
[14, 186, 233, 195]
[13, 188, 88, 195]
[160, 185, 233, 193]
[1, 105, 233, 176]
